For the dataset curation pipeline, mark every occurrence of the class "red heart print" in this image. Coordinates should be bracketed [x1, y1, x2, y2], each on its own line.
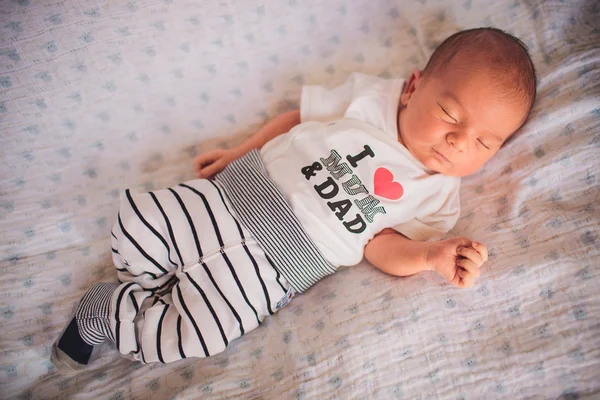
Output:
[374, 168, 403, 200]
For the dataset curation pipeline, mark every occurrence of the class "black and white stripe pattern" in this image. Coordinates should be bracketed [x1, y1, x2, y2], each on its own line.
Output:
[76, 282, 117, 346]
[108, 177, 292, 363]
[215, 149, 337, 293]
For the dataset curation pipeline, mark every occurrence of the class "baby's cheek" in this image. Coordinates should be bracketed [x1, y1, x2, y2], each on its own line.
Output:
[416, 118, 446, 144]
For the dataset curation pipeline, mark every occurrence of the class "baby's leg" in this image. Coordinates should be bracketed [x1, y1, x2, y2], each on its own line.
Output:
[57, 186, 186, 352]
[112, 180, 293, 363]
[52, 186, 184, 374]
[115, 234, 291, 363]
[110, 187, 183, 294]
[52, 180, 292, 371]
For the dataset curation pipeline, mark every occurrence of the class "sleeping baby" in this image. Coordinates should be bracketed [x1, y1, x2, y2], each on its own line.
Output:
[51, 27, 536, 373]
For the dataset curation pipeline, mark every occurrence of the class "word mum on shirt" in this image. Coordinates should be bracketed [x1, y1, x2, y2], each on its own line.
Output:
[300, 145, 386, 234]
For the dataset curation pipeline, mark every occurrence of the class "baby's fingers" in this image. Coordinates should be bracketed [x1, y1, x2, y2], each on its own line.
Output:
[198, 159, 226, 179]
[457, 257, 481, 278]
[457, 269, 475, 289]
[458, 246, 484, 266]
[472, 242, 489, 262]
[194, 152, 221, 177]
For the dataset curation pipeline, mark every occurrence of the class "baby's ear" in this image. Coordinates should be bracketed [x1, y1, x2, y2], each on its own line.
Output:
[400, 70, 422, 106]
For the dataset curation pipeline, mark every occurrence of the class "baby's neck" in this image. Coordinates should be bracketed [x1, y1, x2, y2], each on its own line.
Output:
[396, 105, 407, 148]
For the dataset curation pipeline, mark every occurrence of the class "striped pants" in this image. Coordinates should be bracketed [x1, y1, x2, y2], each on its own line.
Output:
[109, 179, 293, 363]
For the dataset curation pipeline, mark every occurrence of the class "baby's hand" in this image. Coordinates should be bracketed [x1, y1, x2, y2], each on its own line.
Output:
[193, 147, 241, 179]
[427, 237, 488, 289]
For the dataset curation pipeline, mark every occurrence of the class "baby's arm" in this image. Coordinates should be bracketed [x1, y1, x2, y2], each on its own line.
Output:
[194, 110, 300, 178]
[364, 228, 488, 288]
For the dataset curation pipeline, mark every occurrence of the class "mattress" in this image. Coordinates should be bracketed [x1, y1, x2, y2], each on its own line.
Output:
[1, 0, 599, 398]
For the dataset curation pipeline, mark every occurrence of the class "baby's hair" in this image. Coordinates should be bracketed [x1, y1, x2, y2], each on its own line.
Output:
[423, 27, 537, 120]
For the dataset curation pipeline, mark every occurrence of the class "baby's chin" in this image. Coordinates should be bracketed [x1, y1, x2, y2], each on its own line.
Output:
[427, 162, 475, 177]
[423, 161, 450, 175]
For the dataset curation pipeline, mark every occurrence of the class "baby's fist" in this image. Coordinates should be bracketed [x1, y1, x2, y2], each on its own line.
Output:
[427, 237, 488, 289]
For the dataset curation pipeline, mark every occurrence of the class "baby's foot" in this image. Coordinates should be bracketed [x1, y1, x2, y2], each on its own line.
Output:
[51, 318, 95, 376]
[51, 283, 117, 376]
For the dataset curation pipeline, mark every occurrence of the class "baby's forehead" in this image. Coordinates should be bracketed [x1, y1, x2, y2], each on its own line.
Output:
[434, 61, 528, 106]
[443, 51, 504, 78]
[427, 68, 530, 134]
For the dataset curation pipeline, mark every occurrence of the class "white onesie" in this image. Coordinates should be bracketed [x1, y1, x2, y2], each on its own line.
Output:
[260, 73, 461, 267]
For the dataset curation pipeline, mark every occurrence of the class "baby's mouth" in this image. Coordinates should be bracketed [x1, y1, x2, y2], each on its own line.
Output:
[432, 148, 451, 164]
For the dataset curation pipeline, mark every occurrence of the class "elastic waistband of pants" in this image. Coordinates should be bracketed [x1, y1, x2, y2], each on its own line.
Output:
[214, 149, 337, 293]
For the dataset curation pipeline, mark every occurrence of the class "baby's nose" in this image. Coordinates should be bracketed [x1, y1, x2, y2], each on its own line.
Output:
[447, 132, 467, 152]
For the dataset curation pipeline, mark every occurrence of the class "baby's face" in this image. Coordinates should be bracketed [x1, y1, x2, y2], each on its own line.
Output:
[397, 67, 528, 176]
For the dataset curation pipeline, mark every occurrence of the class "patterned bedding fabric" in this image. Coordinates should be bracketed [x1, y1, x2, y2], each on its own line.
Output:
[1, 0, 599, 398]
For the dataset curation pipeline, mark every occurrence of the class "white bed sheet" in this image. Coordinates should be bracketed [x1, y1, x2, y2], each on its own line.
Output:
[1, 0, 599, 398]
